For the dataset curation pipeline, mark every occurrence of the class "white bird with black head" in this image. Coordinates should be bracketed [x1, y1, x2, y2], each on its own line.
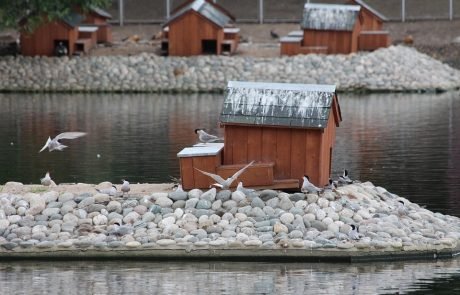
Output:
[301, 175, 322, 195]
[39, 132, 86, 152]
[194, 129, 223, 144]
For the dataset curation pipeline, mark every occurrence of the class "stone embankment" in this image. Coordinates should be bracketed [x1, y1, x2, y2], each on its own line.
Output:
[0, 180, 459, 260]
[0, 46, 459, 93]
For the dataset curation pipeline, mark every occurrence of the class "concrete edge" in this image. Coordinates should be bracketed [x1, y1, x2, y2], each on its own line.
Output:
[1, 247, 459, 263]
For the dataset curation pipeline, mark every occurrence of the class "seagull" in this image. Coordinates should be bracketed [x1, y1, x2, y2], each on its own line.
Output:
[195, 160, 255, 189]
[338, 169, 353, 185]
[270, 29, 279, 39]
[301, 175, 322, 194]
[194, 129, 223, 144]
[39, 132, 86, 152]
[96, 185, 117, 196]
[121, 179, 130, 196]
[237, 181, 255, 195]
[40, 172, 56, 186]
[349, 224, 360, 240]
[324, 178, 336, 191]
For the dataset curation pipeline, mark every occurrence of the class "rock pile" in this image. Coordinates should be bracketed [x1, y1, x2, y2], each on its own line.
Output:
[0, 46, 459, 93]
[0, 181, 459, 253]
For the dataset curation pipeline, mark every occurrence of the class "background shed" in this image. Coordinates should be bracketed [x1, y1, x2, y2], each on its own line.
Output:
[82, 7, 113, 43]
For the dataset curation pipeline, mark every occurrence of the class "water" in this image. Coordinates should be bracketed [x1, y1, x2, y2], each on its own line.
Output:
[1, 91, 460, 294]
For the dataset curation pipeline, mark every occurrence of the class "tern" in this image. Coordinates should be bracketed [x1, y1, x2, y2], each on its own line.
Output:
[96, 185, 118, 196]
[40, 172, 56, 186]
[301, 175, 322, 194]
[338, 169, 353, 185]
[236, 181, 255, 195]
[195, 160, 255, 189]
[349, 224, 360, 240]
[324, 178, 336, 191]
[121, 179, 130, 196]
[39, 132, 86, 152]
[194, 129, 223, 144]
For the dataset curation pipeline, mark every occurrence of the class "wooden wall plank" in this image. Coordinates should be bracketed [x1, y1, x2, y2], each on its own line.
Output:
[232, 126, 248, 164]
[223, 126, 234, 165]
[247, 127, 262, 162]
[290, 129, 306, 181]
[192, 155, 218, 188]
[261, 128, 277, 163]
[305, 130, 321, 186]
[275, 128, 291, 179]
[180, 157, 194, 190]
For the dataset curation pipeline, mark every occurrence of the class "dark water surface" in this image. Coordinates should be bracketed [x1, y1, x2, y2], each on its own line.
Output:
[1, 91, 459, 215]
[1, 92, 460, 294]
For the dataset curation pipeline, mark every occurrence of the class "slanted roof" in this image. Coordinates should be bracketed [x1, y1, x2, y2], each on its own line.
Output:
[301, 3, 361, 31]
[220, 81, 340, 129]
[164, 0, 232, 28]
[89, 6, 112, 19]
[350, 0, 388, 21]
[61, 12, 84, 28]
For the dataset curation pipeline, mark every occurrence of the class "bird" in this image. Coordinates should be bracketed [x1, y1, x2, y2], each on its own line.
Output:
[175, 184, 184, 193]
[396, 200, 409, 216]
[349, 224, 360, 240]
[270, 29, 279, 39]
[121, 179, 130, 196]
[96, 185, 117, 196]
[338, 169, 353, 185]
[40, 172, 56, 186]
[194, 129, 223, 144]
[301, 175, 322, 194]
[324, 178, 336, 191]
[195, 160, 255, 190]
[236, 181, 255, 195]
[39, 132, 86, 152]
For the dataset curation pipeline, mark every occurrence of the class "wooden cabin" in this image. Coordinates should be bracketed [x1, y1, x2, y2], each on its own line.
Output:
[161, 0, 239, 56]
[82, 7, 113, 43]
[172, 0, 235, 21]
[281, 4, 361, 56]
[178, 81, 342, 190]
[348, 0, 391, 51]
[20, 13, 82, 57]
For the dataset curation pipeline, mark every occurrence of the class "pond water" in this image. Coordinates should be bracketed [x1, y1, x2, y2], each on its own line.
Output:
[1, 91, 460, 294]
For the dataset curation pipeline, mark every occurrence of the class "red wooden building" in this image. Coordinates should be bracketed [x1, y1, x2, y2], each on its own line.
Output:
[178, 81, 342, 190]
[82, 7, 113, 43]
[161, 0, 239, 56]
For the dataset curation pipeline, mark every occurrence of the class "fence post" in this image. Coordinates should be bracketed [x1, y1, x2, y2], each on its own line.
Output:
[119, 0, 124, 26]
[259, 0, 264, 24]
[449, 0, 453, 20]
[166, 0, 171, 19]
[401, 0, 405, 22]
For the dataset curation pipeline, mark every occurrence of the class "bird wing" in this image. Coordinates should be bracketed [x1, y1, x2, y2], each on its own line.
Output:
[230, 160, 255, 181]
[55, 132, 87, 140]
[194, 168, 226, 185]
[38, 137, 51, 153]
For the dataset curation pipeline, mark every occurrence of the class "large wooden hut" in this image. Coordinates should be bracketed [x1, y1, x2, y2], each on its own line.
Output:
[348, 0, 391, 51]
[178, 81, 342, 190]
[20, 13, 83, 57]
[82, 7, 113, 43]
[281, 3, 362, 56]
[161, 0, 239, 56]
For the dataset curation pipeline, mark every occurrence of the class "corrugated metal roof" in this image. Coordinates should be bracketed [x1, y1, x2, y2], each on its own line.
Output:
[351, 0, 388, 21]
[164, 0, 231, 28]
[301, 3, 361, 31]
[90, 6, 112, 19]
[220, 81, 337, 129]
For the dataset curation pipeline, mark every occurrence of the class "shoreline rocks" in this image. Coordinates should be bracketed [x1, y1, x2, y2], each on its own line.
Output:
[0, 46, 459, 94]
[1, 181, 460, 259]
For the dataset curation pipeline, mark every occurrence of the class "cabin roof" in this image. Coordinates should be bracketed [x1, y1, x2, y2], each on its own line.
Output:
[89, 6, 112, 19]
[351, 0, 388, 21]
[164, 0, 231, 28]
[301, 3, 361, 31]
[220, 81, 338, 129]
[61, 12, 84, 28]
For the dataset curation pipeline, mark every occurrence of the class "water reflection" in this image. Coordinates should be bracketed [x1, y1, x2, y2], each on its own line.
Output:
[0, 259, 460, 294]
[0, 91, 459, 216]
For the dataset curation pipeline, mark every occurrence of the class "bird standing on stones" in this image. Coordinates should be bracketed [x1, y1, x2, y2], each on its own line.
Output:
[349, 224, 360, 240]
[121, 179, 130, 196]
[96, 185, 117, 196]
[40, 172, 56, 186]
[338, 169, 353, 185]
[324, 178, 336, 191]
[270, 29, 279, 39]
[39, 132, 86, 152]
[301, 175, 322, 195]
[237, 181, 255, 195]
[195, 160, 255, 190]
[194, 129, 223, 144]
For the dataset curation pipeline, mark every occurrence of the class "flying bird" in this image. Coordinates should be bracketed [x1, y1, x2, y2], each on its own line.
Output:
[194, 129, 223, 144]
[338, 169, 353, 185]
[270, 29, 279, 39]
[121, 179, 130, 196]
[40, 172, 56, 186]
[39, 132, 86, 152]
[96, 185, 118, 196]
[301, 175, 322, 194]
[195, 160, 255, 189]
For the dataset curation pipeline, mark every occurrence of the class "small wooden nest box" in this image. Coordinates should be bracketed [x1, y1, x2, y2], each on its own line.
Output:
[161, 0, 239, 56]
[178, 81, 342, 190]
